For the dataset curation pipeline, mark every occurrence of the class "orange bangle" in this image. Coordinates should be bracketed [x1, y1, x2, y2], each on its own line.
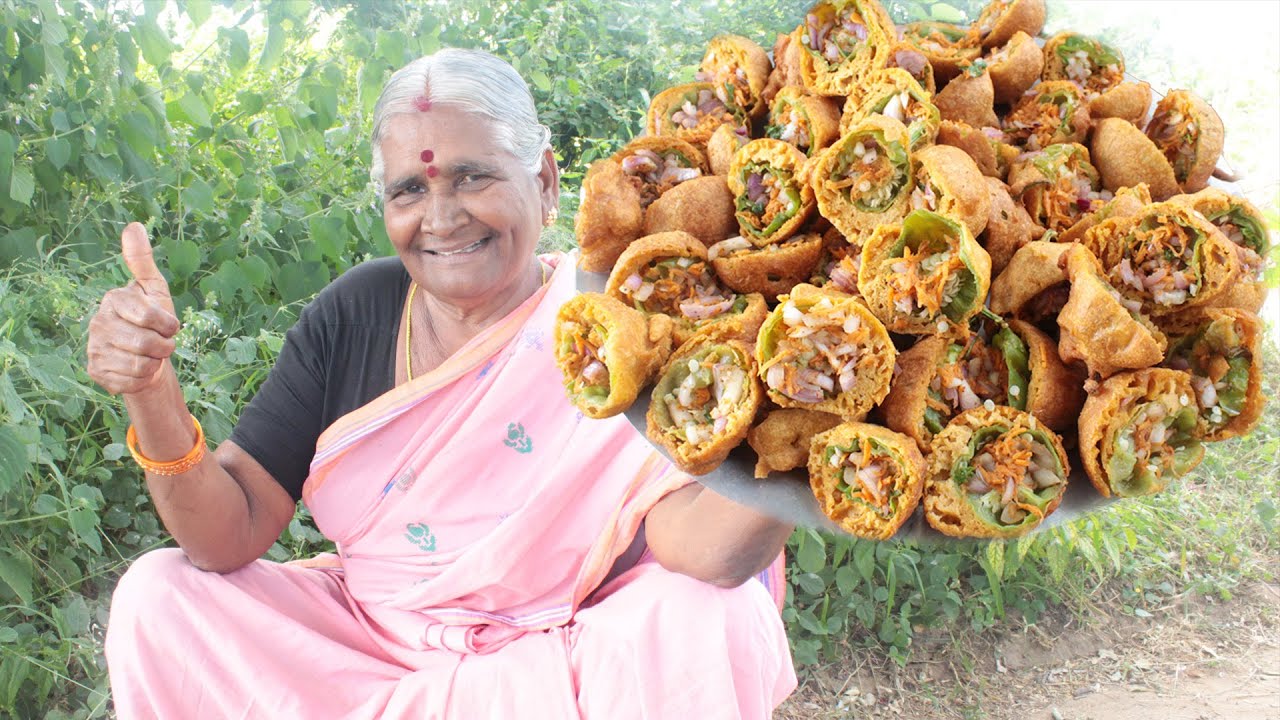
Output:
[126, 415, 207, 476]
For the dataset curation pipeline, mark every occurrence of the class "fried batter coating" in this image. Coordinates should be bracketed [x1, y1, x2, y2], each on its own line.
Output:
[1008, 318, 1087, 433]
[1145, 89, 1224, 193]
[1081, 201, 1241, 317]
[554, 293, 672, 419]
[766, 86, 842, 157]
[1078, 368, 1204, 498]
[748, 408, 842, 477]
[933, 65, 1000, 129]
[761, 30, 805, 105]
[798, 0, 897, 97]
[606, 231, 767, 347]
[709, 232, 825, 302]
[936, 120, 1018, 179]
[700, 34, 773, 118]
[808, 422, 926, 539]
[900, 21, 980, 86]
[980, 176, 1042, 275]
[1056, 243, 1167, 379]
[647, 82, 748, 146]
[1004, 81, 1091, 151]
[881, 42, 936, 94]
[575, 159, 645, 273]
[840, 69, 940, 151]
[646, 337, 762, 475]
[727, 138, 816, 246]
[987, 31, 1043, 105]
[706, 124, 750, 177]
[923, 405, 1069, 539]
[987, 240, 1069, 317]
[1090, 118, 1180, 200]
[858, 210, 992, 335]
[643, 175, 738, 248]
[811, 115, 914, 239]
[756, 283, 896, 420]
[972, 0, 1047, 50]
[1041, 32, 1125, 95]
[1006, 143, 1108, 235]
[1089, 82, 1151, 125]
[909, 144, 991, 238]
[1058, 183, 1152, 245]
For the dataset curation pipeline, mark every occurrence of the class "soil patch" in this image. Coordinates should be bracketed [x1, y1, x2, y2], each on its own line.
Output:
[775, 581, 1280, 719]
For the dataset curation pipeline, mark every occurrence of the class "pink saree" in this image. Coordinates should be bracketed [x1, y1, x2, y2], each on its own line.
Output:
[106, 254, 796, 719]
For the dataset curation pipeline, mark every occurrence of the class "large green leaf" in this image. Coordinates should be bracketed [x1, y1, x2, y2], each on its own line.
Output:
[274, 261, 329, 303]
[44, 137, 71, 170]
[172, 92, 213, 128]
[7, 166, 33, 206]
[259, 23, 286, 71]
[133, 18, 174, 67]
[0, 425, 28, 495]
[68, 506, 102, 553]
[183, 177, 215, 215]
[309, 216, 345, 261]
[0, 549, 33, 606]
[224, 27, 250, 73]
[185, 0, 212, 27]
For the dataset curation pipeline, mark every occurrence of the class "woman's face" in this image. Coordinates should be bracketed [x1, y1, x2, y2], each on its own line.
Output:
[379, 106, 557, 307]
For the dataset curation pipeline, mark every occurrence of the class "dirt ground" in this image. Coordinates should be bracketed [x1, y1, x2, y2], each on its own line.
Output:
[775, 582, 1280, 720]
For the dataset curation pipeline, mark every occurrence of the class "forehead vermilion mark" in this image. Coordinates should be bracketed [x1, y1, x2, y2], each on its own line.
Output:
[426, 166, 439, 178]
[419, 149, 434, 163]
[413, 96, 432, 112]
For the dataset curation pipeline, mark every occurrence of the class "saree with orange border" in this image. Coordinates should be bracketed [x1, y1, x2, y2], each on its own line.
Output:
[106, 254, 795, 719]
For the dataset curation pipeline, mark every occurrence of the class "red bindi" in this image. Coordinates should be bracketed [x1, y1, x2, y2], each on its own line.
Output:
[413, 96, 432, 112]
[426, 166, 439, 178]
[419, 149, 434, 163]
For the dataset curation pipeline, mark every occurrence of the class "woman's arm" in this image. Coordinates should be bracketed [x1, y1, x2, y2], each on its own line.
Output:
[643, 483, 793, 588]
[89, 224, 294, 573]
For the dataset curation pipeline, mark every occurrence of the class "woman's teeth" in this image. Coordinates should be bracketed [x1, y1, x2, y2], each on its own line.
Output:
[431, 238, 487, 256]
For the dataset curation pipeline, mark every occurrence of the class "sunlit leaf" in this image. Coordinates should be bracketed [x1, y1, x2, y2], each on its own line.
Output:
[224, 27, 250, 73]
[186, 0, 212, 28]
[133, 18, 174, 67]
[7, 166, 33, 206]
[259, 23, 286, 71]
[174, 92, 213, 128]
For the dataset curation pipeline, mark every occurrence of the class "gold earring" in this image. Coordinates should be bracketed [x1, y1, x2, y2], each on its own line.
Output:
[544, 207, 559, 226]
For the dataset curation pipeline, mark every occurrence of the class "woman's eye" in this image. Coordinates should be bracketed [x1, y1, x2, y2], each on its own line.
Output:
[459, 174, 492, 188]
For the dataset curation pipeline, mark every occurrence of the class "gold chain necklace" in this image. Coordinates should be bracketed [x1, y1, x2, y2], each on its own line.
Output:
[405, 261, 549, 382]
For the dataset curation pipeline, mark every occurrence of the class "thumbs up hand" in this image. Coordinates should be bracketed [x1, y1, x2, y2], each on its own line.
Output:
[87, 223, 183, 396]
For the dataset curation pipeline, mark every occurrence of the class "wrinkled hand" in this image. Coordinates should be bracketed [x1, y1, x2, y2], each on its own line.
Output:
[87, 222, 181, 396]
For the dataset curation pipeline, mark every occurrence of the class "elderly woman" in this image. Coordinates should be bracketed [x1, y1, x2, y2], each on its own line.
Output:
[90, 49, 796, 718]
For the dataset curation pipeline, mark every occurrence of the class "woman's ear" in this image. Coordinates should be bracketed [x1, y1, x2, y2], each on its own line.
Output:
[538, 146, 561, 214]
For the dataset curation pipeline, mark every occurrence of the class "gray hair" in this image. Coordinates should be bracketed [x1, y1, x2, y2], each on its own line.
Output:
[369, 48, 552, 187]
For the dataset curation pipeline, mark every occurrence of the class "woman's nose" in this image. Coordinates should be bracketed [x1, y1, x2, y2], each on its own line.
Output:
[419, 188, 469, 239]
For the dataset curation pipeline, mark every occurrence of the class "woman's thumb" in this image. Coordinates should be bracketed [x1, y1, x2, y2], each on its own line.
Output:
[120, 222, 171, 299]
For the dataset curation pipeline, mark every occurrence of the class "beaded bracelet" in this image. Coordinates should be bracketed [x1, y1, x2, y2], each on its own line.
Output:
[126, 415, 207, 476]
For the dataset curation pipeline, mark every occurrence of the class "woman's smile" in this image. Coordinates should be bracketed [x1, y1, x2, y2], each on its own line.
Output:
[379, 105, 553, 306]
